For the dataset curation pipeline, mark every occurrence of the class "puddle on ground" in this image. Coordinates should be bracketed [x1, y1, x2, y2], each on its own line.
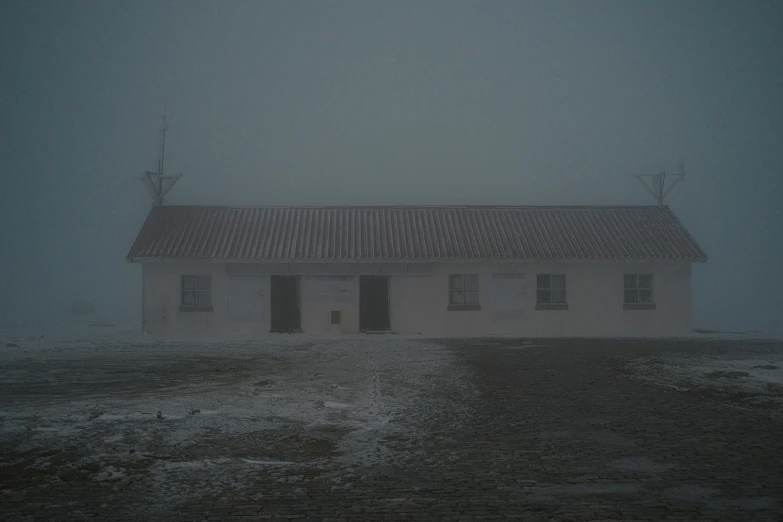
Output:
[538, 430, 574, 439]
[527, 482, 640, 498]
[718, 497, 779, 510]
[537, 428, 636, 448]
[665, 486, 778, 511]
[664, 485, 718, 502]
[705, 371, 749, 380]
[586, 429, 637, 448]
[612, 457, 674, 473]
[500, 345, 553, 350]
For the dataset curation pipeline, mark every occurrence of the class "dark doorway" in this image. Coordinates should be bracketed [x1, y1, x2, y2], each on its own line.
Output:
[360, 275, 390, 331]
[271, 276, 300, 333]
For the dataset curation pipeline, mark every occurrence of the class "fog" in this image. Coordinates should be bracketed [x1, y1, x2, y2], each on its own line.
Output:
[1, 0, 781, 334]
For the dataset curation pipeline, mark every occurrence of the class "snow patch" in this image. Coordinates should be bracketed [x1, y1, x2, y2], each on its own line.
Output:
[94, 466, 127, 481]
[242, 459, 294, 466]
[324, 402, 352, 409]
[0, 332, 475, 512]
[159, 459, 229, 471]
[628, 348, 783, 413]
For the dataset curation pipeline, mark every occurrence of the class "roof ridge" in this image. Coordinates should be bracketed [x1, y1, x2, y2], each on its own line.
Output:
[158, 204, 670, 210]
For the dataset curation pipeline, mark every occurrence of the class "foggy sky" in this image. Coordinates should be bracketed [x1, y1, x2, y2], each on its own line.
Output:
[1, 0, 781, 333]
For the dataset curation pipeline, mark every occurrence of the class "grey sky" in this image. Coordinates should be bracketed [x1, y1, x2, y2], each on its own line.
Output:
[1, 0, 781, 333]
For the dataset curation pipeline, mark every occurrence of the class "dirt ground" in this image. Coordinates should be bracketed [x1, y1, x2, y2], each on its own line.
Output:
[1, 333, 782, 521]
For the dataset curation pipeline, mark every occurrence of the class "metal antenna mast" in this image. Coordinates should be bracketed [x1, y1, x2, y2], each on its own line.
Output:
[634, 159, 686, 206]
[141, 108, 183, 206]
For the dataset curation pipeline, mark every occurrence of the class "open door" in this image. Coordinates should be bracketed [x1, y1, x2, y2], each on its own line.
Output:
[270, 276, 300, 333]
[360, 275, 390, 331]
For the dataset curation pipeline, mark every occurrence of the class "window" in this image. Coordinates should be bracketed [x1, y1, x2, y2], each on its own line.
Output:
[181, 275, 212, 311]
[536, 274, 568, 310]
[624, 274, 655, 309]
[448, 274, 480, 310]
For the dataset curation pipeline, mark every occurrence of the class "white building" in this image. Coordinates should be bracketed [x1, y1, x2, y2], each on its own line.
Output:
[126, 205, 707, 337]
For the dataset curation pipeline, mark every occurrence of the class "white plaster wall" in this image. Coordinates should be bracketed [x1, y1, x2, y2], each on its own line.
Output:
[141, 262, 270, 335]
[141, 261, 693, 336]
[299, 276, 360, 333]
[390, 261, 693, 336]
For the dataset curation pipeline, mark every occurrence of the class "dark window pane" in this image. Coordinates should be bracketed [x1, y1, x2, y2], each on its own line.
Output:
[624, 290, 638, 304]
[449, 290, 464, 304]
[537, 274, 550, 289]
[624, 274, 637, 289]
[198, 275, 211, 290]
[552, 289, 566, 304]
[197, 291, 212, 306]
[182, 276, 198, 290]
[465, 274, 479, 290]
[182, 291, 197, 305]
[449, 275, 463, 290]
[465, 290, 479, 304]
[639, 290, 653, 303]
[551, 275, 565, 292]
[638, 274, 652, 289]
[537, 289, 551, 304]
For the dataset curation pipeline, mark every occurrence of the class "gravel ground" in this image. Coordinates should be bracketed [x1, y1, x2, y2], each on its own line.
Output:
[1, 333, 781, 521]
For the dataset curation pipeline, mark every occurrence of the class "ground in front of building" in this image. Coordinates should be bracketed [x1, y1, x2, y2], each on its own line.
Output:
[1, 331, 782, 521]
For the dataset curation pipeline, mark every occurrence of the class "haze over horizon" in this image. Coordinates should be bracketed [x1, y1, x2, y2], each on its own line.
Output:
[1, 0, 781, 334]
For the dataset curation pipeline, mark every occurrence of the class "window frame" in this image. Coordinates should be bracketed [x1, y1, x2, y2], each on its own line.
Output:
[180, 274, 214, 312]
[447, 273, 481, 311]
[536, 273, 568, 310]
[623, 273, 656, 310]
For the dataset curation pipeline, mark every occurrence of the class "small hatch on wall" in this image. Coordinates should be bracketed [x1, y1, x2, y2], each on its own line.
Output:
[330, 310, 342, 333]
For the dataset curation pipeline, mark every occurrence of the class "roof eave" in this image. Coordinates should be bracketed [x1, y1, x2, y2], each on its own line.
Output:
[125, 256, 707, 263]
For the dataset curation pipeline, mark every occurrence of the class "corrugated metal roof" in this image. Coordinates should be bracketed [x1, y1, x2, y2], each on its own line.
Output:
[126, 205, 708, 262]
